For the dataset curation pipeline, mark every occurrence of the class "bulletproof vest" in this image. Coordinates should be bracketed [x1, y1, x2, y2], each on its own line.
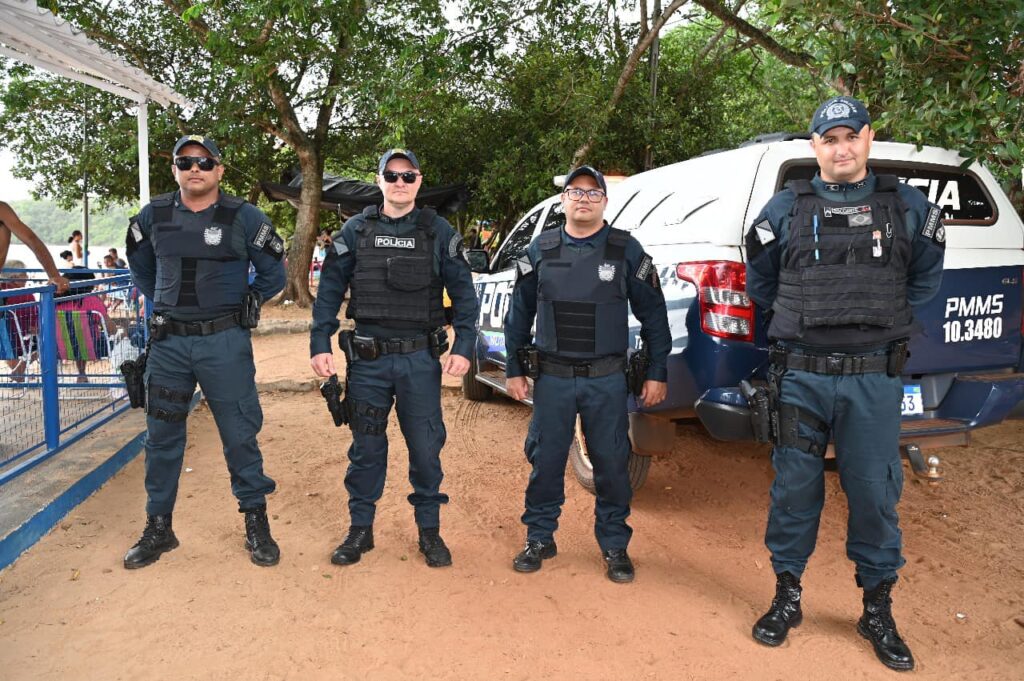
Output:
[769, 175, 916, 347]
[149, 193, 248, 309]
[535, 226, 630, 358]
[346, 206, 447, 329]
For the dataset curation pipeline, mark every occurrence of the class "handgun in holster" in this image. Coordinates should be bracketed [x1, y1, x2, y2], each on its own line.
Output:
[320, 374, 347, 427]
[120, 350, 148, 409]
[428, 327, 450, 359]
[887, 339, 910, 377]
[239, 290, 262, 329]
[626, 344, 651, 397]
[740, 379, 773, 443]
[516, 344, 539, 379]
[149, 313, 169, 342]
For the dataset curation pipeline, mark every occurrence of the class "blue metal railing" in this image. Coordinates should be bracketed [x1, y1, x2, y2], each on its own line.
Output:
[0, 268, 148, 485]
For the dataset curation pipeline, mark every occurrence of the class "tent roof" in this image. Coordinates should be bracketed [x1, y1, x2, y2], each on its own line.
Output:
[0, 0, 189, 107]
[261, 173, 470, 220]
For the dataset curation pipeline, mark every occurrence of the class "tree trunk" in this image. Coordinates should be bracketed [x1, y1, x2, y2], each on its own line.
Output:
[280, 150, 323, 307]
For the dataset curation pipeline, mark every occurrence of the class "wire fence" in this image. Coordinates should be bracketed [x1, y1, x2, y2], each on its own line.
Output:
[0, 267, 147, 485]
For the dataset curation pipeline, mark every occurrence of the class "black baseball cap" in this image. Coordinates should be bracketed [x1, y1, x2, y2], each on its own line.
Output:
[564, 165, 608, 192]
[809, 96, 871, 137]
[172, 134, 221, 158]
[378, 148, 420, 173]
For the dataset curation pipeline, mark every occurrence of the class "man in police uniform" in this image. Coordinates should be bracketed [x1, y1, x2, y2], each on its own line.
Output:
[745, 98, 945, 670]
[124, 135, 286, 569]
[504, 166, 670, 583]
[310, 148, 479, 568]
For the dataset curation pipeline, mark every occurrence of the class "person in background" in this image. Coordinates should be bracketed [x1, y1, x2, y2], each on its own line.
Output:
[59, 250, 74, 265]
[464, 227, 483, 250]
[1, 259, 37, 381]
[109, 248, 127, 268]
[0, 201, 70, 293]
[68, 229, 84, 266]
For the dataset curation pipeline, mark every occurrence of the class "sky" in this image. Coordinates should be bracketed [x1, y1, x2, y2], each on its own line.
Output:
[1, 148, 35, 201]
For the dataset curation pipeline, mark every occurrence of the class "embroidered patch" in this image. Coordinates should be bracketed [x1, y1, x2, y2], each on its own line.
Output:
[922, 206, 941, 239]
[332, 237, 350, 256]
[448, 234, 463, 258]
[823, 205, 870, 217]
[635, 254, 653, 281]
[515, 256, 533, 279]
[268, 234, 284, 253]
[753, 219, 776, 246]
[253, 222, 273, 248]
[204, 226, 223, 246]
[935, 225, 946, 243]
[598, 262, 616, 282]
[374, 235, 415, 249]
[129, 221, 143, 244]
[848, 211, 874, 227]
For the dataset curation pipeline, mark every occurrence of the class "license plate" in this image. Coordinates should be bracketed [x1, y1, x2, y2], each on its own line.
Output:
[902, 384, 923, 416]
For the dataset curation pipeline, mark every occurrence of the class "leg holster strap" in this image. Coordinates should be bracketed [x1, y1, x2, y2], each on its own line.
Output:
[148, 406, 189, 423]
[776, 403, 829, 457]
[150, 383, 192, 404]
[347, 400, 387, 436]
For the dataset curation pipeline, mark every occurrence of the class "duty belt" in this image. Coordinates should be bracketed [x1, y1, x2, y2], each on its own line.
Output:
[538, 354, 626, 378]
[153, 312, 241, 337]
[768, 340, 908, 377]
[350, 327, 449, 361]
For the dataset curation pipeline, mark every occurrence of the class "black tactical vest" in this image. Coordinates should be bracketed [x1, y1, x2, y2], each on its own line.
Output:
[769, 176, 916, 348]
[535, 226, 630, 358]
[148, 193, 248, 308]
[346, 206, 447, 329]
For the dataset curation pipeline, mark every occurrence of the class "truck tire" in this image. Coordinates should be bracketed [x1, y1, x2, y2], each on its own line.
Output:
[462, 353, 493, 402]
[569, 417, 651, 494]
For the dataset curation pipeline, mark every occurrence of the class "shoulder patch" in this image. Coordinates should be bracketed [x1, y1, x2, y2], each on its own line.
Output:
[448, 233, 463, 258]
[253, 222, 274, 248]
[753, 219, 776, 245]
[515, 255, 534, 281]
[128, 218, 144, 245]
[922, 206, 941, 240]
[635, 253, 660, 289]
[332, 236, 350, 257]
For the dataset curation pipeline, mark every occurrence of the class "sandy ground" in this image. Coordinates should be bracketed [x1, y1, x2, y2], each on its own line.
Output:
[1, 305, 1022, 680]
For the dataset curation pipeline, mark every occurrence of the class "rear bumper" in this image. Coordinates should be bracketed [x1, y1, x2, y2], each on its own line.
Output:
[696, 371, 1024, 445]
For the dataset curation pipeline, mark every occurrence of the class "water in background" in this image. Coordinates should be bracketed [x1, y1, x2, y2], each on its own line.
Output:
[4, 243, 120, 272]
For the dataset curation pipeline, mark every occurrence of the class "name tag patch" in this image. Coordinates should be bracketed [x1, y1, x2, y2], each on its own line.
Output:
[375, 235, 416, 249]
[253, 222, 273, 248]
[922, 206, 942, 240]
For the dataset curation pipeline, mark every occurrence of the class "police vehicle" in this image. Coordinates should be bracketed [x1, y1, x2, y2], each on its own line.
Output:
[465, 134, 1024, 492]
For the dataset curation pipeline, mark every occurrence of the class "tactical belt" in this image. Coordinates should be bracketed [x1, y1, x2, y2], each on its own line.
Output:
[155, 312, 241, 337]
[352, 328, 448, 360]
[538, 354, 626, 378]
[768, 341, 907, 376]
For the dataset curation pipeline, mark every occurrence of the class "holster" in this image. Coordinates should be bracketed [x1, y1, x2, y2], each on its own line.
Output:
[626, 344, 651, 397]
[887, 339, 910, 377]
[516, 344, 539, 379]
[352, 334, 381, 361]
[119, 351, 148, 409]
[239, 289, 262, 329]
[428, 327, 449, 359]
[740, 379, 773, 443]
[149, 313, 169, 342]
[320, 374, 348, 427]
[338, 330, 357, 363]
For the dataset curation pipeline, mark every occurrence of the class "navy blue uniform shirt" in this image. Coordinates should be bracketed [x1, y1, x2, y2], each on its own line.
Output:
[128, 191, 286, 321]
[746, 171, 945, 316]
[310, 206, 480, 358]
[504, 223, 671, 380]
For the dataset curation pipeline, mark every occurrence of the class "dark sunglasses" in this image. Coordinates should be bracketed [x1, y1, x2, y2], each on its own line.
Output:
[173, 156, 219, 171]
[382, 170, 421, 183]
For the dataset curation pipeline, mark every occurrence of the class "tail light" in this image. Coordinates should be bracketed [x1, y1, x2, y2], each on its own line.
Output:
[675, 260, 754, 342]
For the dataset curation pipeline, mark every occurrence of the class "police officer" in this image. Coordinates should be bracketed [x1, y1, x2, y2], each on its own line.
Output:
[504, 166, 670, 583]
[310, 148, 480, 568]
[124, 135, 286, 569]
[745, 98, 945, 670]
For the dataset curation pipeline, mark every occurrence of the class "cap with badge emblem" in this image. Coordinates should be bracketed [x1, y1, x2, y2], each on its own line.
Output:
[378, 148, 420, 173]
[172, 134, 221, 158]
[809, 96, 871, 137]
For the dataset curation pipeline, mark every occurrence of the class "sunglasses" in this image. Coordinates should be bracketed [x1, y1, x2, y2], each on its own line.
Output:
[173, 156, 219, 171]
[382, 170, 421, 184]
[564, 187, 606, 202]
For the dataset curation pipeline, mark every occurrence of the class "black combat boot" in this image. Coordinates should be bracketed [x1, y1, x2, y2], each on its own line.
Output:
[602, 548, 635, 583]
[331, 525, 374, 565]
[858, 578, 915, 671]
[418, 527, 452, 567]
[512, 539, 558, 573]
[123, 514, 179, 569]
[242, 505, 280, 567]
[752, 571, 803, 646]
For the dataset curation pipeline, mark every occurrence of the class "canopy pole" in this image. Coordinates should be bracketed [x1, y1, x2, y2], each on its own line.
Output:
[137, 98, 150, 207]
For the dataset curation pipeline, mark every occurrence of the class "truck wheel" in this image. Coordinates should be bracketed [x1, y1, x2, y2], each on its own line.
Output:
[462, 353, 493, 402]
[569, 417, 651, 494]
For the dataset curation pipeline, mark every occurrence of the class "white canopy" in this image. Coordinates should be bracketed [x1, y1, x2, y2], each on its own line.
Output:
[0, 0, 190, 206]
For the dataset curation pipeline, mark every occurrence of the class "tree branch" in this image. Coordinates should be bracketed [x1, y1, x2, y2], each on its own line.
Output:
[692, 0, 809, 67]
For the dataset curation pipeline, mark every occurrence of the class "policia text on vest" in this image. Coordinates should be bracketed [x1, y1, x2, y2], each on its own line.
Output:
[309, 148, 481, 569]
